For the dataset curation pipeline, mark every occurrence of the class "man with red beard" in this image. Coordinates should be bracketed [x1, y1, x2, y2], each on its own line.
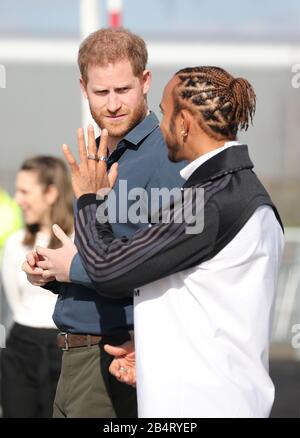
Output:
[22, 28, 184, 418]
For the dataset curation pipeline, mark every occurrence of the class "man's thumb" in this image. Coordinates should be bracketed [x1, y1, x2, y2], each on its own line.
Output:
[52, 224, 69, 245]
[104, 344, 128, 357]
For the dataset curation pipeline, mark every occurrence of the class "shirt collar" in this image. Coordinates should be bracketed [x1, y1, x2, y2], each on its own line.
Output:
[122, 111, 159, 146]
[180, 141, 241, 181]
[96, 111, 160, 156]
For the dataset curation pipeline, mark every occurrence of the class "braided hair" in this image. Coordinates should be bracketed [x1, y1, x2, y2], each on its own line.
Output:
[173, 66, 256, 140]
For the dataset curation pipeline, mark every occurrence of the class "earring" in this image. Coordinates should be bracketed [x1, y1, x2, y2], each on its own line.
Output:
[181, 130, 188, 137]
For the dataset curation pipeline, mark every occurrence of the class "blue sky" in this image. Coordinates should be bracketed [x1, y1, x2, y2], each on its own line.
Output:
[1, 0, 299, 41]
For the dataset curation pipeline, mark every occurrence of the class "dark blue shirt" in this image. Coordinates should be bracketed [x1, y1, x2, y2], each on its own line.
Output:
[47, 112, 185, 334]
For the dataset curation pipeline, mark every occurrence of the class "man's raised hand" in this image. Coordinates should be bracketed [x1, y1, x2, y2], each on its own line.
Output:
[62, 126, 118, 199]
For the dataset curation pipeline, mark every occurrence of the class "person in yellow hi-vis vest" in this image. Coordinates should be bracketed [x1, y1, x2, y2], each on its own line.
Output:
[0, 188, 23, 334]
[0, 188, 23, 258]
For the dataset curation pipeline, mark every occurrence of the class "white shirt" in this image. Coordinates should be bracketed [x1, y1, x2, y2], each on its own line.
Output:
[134, 144, 284, 418]
[1, 229, 58, 329]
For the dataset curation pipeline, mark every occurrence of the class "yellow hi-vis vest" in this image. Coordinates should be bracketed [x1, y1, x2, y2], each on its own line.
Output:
[0, 190, 23, 252]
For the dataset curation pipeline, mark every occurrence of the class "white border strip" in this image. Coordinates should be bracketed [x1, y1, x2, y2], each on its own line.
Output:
[0, 39, 78, 64]
[148, 43, 300, 68]
[0, 39, 299, 68]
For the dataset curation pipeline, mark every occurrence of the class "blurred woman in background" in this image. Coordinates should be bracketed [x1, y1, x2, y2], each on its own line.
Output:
[1, 156, 73, 418]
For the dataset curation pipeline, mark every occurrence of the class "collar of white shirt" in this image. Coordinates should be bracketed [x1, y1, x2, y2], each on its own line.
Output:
[180, 141, 241, 181]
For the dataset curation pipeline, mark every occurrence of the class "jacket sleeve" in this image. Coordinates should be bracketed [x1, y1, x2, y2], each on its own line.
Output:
[42, 280, 65, 294]
[42, 255, 101, 294]
[74, 192, 219, 298]
[69, 253, 96, 288]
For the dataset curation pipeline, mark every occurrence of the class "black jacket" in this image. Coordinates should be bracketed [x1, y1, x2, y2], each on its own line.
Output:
[75, 145, 283, 297]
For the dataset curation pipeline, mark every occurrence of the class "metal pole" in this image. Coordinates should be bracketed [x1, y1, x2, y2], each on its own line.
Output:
[80, 0, 101, 131]
[107, 0, 122, 28]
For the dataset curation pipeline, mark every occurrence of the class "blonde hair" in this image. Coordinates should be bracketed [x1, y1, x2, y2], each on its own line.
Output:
[78, 28, 148, 84]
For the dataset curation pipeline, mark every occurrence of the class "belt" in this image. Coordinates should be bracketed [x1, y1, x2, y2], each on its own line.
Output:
[57, 332, 102, 351]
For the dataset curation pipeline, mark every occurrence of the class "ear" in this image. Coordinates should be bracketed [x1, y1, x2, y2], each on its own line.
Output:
[45, 185, 59, 206]
[80, 78, 88, 99]
[179, 109, 191, 139]
[141, 70, 152, 95]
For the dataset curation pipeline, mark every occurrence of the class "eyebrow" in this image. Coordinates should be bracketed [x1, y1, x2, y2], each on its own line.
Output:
[93, 83, 131, 92]
[159, 103, 164, 112]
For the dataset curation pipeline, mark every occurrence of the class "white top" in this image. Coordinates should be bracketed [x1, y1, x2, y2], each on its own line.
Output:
[134, 145, 284, 418]
[1, 229, 58, 329]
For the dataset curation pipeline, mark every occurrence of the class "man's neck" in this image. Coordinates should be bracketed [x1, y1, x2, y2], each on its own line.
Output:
[187, 134, 234, 162]
[105, 109, 150, 155]
[107, 136, 121, 155]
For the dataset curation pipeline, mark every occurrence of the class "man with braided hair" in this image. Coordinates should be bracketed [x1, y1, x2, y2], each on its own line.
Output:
[37, 66, 284, 418]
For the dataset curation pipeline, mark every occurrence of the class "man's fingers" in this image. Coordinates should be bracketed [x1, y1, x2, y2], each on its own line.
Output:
[107, 357, 136, 386]
[108, 359, 122, 375]
[22, 261, 49, 286]
[77, 128, 88, 167]
[108, 162, 118, 188]
[97, 128, 108, 162]
[32, 278, 48, 286]
[123, 374, 136, 385]
[36, 246, 52, 259]
[36, 260, 51, 270]
[32, 281, 47, 287]
[26, 250, 37, 267]
[113, 367, 136, 386]
[22, 261, 44, 275]
[41, 270, 56, 281]
[108, 362, 124, 381]
[87, 124, 97, 157]
[62, 144, 79, 173]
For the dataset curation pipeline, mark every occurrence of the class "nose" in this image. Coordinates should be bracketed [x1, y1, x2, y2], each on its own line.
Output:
[107, 92, 122, 113]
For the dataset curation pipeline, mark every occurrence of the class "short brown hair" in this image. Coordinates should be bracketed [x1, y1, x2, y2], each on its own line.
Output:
[173, 66, 256, 141]
[78, 28, 148, 84]
[20, 156, 74, 249]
